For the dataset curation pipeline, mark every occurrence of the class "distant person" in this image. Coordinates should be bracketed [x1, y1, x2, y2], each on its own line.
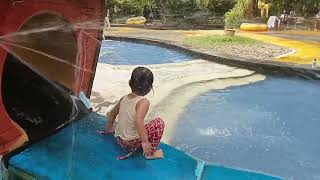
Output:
[312, 59, 317, 69]
[315, 11, 320, 30]
[280, 10, 287, 22]
[267, 16, 280, 31]
[280, 10, 288, 30]
[288, 10, 297, 28]
[143, 5, 151, 22]
[289, 10, 296, 18]
[103, 9, 111, 39]
[150, 6, 155, 20]
[105, 9, 111, 30]
[97, 67, 165, 160]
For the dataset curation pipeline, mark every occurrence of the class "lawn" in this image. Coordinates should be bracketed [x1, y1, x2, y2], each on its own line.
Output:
[183, 35, 259, 48]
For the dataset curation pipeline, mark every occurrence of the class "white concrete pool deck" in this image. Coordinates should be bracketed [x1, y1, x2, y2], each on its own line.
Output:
[90, 60, 265, 143]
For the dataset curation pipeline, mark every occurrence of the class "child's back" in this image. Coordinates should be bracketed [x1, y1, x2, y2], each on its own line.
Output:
[98, 67, 165, 160]
[115, 95, 146, 141]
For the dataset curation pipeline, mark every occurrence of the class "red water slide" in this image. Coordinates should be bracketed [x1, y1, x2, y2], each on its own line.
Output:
[0, 0, 104, 155]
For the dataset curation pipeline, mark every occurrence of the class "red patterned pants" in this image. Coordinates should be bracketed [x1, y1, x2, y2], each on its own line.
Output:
[117, 118, 165, 153]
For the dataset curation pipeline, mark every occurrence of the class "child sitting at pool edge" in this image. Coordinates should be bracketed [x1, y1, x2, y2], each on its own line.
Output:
[97, 67, 165, 160]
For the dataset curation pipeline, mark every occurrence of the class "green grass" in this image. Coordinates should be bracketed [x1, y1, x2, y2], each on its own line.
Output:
[183, 35, 259, 48]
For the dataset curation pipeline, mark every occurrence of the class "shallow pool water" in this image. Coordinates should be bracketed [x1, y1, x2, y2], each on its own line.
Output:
[172, 76, 320, 180]
[9, 113, 281, 180]
[98, 40, 194, 65]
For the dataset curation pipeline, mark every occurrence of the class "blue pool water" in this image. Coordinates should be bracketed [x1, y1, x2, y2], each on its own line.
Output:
[98, 40, 194, 65]
[172, 77, 320, 180]
[9, 113, 280, 180]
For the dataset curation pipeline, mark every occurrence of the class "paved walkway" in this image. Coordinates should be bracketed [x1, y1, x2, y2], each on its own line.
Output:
[105, 28, 320, 65]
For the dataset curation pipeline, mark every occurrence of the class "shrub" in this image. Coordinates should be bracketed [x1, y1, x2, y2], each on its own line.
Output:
[224, 0, 249, 29]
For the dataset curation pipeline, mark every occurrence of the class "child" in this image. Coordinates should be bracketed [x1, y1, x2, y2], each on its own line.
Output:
[315, 11, 320, 30]
[97, 67, 165, 160]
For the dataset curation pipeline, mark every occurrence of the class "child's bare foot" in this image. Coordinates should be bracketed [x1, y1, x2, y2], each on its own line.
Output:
[145, 149, 164, 160]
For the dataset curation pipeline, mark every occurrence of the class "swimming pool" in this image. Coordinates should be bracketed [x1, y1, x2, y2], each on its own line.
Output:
[98, 40, 194, 65]
[6, 38, 318, 180]
[172, 76, 320, 180]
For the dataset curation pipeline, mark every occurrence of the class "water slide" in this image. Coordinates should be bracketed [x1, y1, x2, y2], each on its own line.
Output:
[0, 0, 104, 156]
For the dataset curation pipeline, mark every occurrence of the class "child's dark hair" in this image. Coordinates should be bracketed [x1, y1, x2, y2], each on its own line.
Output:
[129, 67, 153, 96]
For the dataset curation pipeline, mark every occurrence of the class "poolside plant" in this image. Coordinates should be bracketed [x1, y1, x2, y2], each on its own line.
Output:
[224, 0, 249, 29]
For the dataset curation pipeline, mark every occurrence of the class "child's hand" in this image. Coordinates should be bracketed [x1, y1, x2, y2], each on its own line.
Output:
[142, 142, 152, 156]
[96, 129, 114, 135]
[97, 121, 115, 135]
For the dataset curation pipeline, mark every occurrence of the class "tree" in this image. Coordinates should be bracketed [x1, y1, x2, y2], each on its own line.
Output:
[224, 0, 250, 28]
[270, 0, 320, 16]
[106, 0, 155, 17]
[193, 0, 236, 15]
[207, 0, 236, 15]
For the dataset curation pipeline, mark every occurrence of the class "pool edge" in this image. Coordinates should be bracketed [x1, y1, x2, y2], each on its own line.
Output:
[105, 35, 320, 80]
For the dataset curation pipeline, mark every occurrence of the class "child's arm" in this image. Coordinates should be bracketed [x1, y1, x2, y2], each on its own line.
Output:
[135, 98, 152, 155]
[97, 97, 122, 134]
[105, 97, 122, 131]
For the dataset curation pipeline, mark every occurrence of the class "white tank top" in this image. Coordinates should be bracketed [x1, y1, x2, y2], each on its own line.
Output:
[114, 95, 146, 141]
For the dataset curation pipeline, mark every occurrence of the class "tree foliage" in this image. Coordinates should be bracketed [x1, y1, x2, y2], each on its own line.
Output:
[207, 0, 236, 14]
[106, 0, 320, 19]
[224, 0, 249, 28]
[269, 0, 320, 16]
[107, 0, 155, 17]
[165, 0, 198, 15]
[107, 0, 236, 17]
